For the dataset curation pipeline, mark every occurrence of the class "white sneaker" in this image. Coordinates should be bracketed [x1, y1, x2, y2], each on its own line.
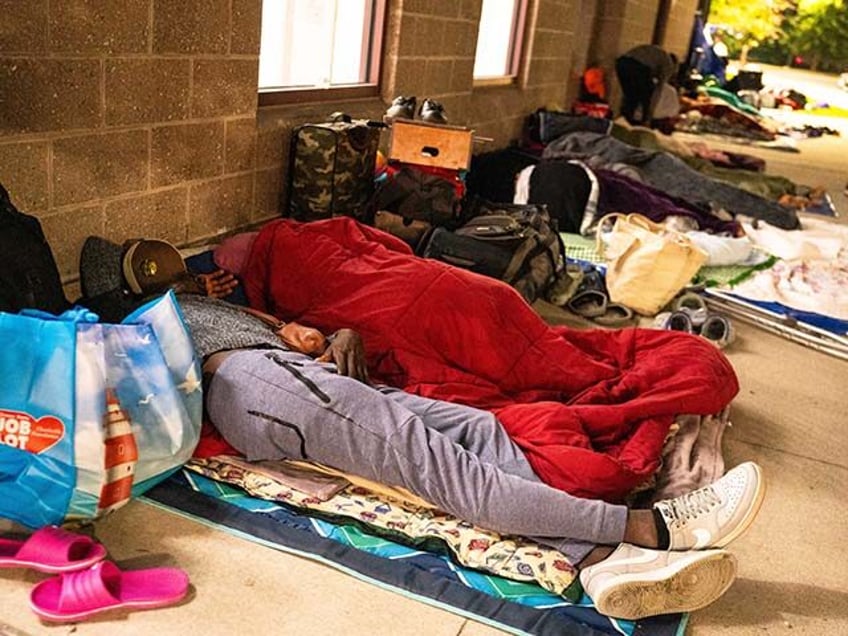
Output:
[654, 461, 765, 550]
[579, 543, 737, 620]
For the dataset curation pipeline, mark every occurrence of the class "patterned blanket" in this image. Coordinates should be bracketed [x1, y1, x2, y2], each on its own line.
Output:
[185, 455, 579, 598]
[145, 468, 687, 636]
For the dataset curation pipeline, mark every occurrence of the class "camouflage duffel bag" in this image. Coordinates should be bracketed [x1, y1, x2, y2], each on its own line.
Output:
[287, 113, 383, 222]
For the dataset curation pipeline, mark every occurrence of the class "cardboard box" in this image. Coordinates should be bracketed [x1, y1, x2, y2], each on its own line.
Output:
[388, 119, 473, 170]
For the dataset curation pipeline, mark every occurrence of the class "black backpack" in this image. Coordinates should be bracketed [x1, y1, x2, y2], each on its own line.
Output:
[0, 184, 69, 314]
[422, 199, 566, 304]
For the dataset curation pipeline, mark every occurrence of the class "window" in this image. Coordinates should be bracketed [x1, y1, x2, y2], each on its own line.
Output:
[473, 0, 528, 81]
[258, 0, 385, 106]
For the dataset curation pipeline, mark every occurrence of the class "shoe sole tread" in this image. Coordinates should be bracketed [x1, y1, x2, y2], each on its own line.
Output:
[593, 551, 738, 620]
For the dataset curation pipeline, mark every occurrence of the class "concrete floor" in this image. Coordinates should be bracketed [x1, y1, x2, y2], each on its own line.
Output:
[1, 111, 847, 636]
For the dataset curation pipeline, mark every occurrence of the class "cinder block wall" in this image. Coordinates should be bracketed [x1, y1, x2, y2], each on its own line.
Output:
[661, 0, 699, 59]
[0, 0, 273, 289]
[467, 0, 593, 147]
[584, 0, 698, 118]
[0, 0, 692, 291]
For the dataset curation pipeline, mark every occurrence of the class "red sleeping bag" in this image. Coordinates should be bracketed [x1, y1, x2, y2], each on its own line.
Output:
[243, 218, 738, 501]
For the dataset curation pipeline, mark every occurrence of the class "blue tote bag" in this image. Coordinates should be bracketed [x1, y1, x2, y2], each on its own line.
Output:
[0, 291, 201, 528]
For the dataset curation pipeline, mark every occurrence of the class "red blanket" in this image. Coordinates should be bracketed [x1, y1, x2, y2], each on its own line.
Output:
[243, 218, 738, 501]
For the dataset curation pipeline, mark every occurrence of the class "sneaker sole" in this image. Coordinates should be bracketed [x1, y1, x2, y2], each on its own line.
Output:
[713, 462, 766, 548]
[593, 551, 738, 620]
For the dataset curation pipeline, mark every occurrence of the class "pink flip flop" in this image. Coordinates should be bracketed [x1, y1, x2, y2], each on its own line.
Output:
[0, 526, 107, 574]
[30, 560, 190, 623]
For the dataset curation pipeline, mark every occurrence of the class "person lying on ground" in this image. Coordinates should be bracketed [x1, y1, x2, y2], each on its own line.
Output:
[78, 235, 766, 621]
[238, 218, 740, 501]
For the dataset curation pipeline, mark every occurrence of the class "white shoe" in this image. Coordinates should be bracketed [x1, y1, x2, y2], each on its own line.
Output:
[654, 461, 765, 550]
[579, 543, 737, 620]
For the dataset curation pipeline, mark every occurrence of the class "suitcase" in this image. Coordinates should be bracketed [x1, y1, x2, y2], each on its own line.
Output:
[287, 113, 382, 222]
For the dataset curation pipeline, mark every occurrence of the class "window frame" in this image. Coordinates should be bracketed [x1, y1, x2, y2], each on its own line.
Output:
[258, 0, 387, 108]
[472, 0, 530, 86]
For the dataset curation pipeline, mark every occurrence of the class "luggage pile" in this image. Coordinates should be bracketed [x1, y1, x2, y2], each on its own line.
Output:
[285, 107, 567, 305]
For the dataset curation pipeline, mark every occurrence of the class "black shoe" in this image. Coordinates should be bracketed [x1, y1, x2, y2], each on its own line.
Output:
[419, 98, 448, 124]
[384, 96, 416, 122]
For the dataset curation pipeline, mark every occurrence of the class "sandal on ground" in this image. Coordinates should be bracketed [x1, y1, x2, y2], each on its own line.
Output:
[672, 292, 709, 328]
[654, 310, 695, 334]
[576, 266, 606, 294]
[567, 289, 608, 319]
[30, 560, 190, 623]
[0, 526, 107, 574]
[594, 302, 635, 327]
[700, 313, 735, 349]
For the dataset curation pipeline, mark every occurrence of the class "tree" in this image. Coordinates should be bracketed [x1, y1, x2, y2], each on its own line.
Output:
[708, 0, 793, 63]
[709, 0, 791, 43]
[783, 0, 848, 70]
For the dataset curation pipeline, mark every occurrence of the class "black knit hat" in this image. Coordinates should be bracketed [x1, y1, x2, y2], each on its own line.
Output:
[79, 236, 125, 298]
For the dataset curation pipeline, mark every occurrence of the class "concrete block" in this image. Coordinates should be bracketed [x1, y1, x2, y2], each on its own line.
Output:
[255, 127, 285, 169]
[451, 59, 474, 93]
[192, 59, 259, 118]
[398, 15, 420, 58]
[153, 0, 229, 54]
[106, 58, 191, 126]
[0, 59, 100, 134]
[231, 0, 262, 55]
[105, 188, 189, 245]
[151, 122, 225, 187]
[459, 0, 482, 21]
[423, 59, 454, 96]
[188, 174, 253, 239]
[225, 118, 258, 173]
[0, 0, 48, 53]
[49, 0, 149, 54]
[53, 130, 149, 206]
[0, 141, 49, 213]
[418, 17, 446, 57]
[253, 167, 282, 220]
[441, 21, 467, 57]
[393, 58, 423, 98]
[40, 204, 104, 278]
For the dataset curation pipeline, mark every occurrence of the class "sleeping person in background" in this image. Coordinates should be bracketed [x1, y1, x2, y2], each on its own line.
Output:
[513, 157, 739, 236]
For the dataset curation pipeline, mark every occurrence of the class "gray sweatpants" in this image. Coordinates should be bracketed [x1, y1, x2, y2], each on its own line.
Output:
[205, 349, 628, 563]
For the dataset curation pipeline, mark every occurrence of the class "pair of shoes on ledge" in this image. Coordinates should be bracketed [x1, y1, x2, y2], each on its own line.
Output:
[384, 96, 448, 124]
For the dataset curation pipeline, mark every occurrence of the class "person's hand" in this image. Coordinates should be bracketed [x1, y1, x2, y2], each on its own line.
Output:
[275, 322, 327, 356]
[317, 328, 369, 383]
[195, 269, 239, 298]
